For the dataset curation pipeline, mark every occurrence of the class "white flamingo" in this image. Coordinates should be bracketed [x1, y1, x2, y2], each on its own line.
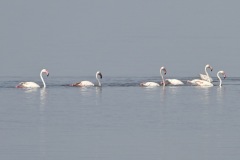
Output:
[163, 79, 184, 85]
[188, 70, 226, 87]
[216, 71, 226, 87]
[200, 64, 213, 82]
[16, 69, 49, 88]
[157, 68, 184, 85]
[188, 79, 214, 87]
[140, 67, 166, 87]
[71, 71, 102, 87]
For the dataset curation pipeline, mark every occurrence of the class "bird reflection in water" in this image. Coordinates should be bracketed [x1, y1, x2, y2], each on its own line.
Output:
[160, 86, 166, 104]
[200, 87, 211, 106]
[216, 86, 224, 105]
[39, 88, 47, 159]
[24, 88, 38, 93]
[40, 88, 47, 106]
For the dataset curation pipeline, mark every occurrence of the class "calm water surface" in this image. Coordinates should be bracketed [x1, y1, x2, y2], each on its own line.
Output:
[0, 76, 240, 160]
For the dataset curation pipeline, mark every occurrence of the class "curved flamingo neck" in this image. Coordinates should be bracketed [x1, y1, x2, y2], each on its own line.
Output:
[96, 74, 101, 86]
[205, 65, 213, 82]
[205, 66, 210, 81]
[217, 71, 222, 87]
[40, 70, 46, 88]
[160, 68, 165, 86]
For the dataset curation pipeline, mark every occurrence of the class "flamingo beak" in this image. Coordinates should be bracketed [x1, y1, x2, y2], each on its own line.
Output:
[99, 73, 102, 79]
[224, 74, 226, 79]
[164, 69, 167, 75]
[45, 71, 49, 77]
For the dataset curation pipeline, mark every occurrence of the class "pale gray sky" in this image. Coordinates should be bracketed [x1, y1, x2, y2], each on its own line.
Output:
[1, 0, 240, 77]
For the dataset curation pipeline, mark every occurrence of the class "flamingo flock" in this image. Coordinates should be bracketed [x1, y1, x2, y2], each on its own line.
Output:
[140, 64, 226, 87]
[187, 64, 226, 87]
[15, 64, 226, 88]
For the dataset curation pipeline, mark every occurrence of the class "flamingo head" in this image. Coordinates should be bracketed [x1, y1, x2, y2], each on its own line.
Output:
[206, 64, 213, 71]
[96, 71, 102, 79]
[219, 71, 226, 79]
[42, 69, 49, 77]
[160, 67, 167, 75]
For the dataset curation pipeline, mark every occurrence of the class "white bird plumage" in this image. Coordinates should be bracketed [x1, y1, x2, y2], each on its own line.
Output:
[200, 64, 213, 82]
[164, 79, 184, 85]
[71, 71, 103, 87]
[188, 70, 226, 87]
[140, 67, 166, 87]
[188, 79, 214, 87]
[217, 70, 227, 87]
[16, 69, 49, 88]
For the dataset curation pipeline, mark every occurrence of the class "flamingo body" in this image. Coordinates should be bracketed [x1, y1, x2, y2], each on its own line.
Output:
[140, 67, 166, 87]
[195, 80, 213, 87]
[165, 79, 184, 85]
[187, 79, 200, 85]
[187, 79, 213, 87]
[188, 79, 213, 87]
[200, 74, 213, 82]
[72, 71, 102, 87]
[72, 81, 94, 87]
[16, 69, 49, 88]
[140, 82, 160, 87]
[16, 82, 40, 88]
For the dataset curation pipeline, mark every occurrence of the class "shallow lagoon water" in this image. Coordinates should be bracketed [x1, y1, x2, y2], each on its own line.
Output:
[0, 76, 240, 160]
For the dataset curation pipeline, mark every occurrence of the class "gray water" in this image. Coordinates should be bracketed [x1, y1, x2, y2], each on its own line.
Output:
[1, 76, 240, 160]
[2, 1, 240, 159]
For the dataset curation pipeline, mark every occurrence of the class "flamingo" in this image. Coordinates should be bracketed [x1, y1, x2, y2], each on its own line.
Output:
[188, 79, 214, 87]
[164, 79, 184, 85]
[16, 69, 49, 88]
[157, 67, 184, 85]
[188, 70, 226, 87]
[216, 70, 227, 87]
[164, 69, 184, 85]
[200, 64, 213, 82]
[71, 71, 102, 87]
[140, 67, 166, 87]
